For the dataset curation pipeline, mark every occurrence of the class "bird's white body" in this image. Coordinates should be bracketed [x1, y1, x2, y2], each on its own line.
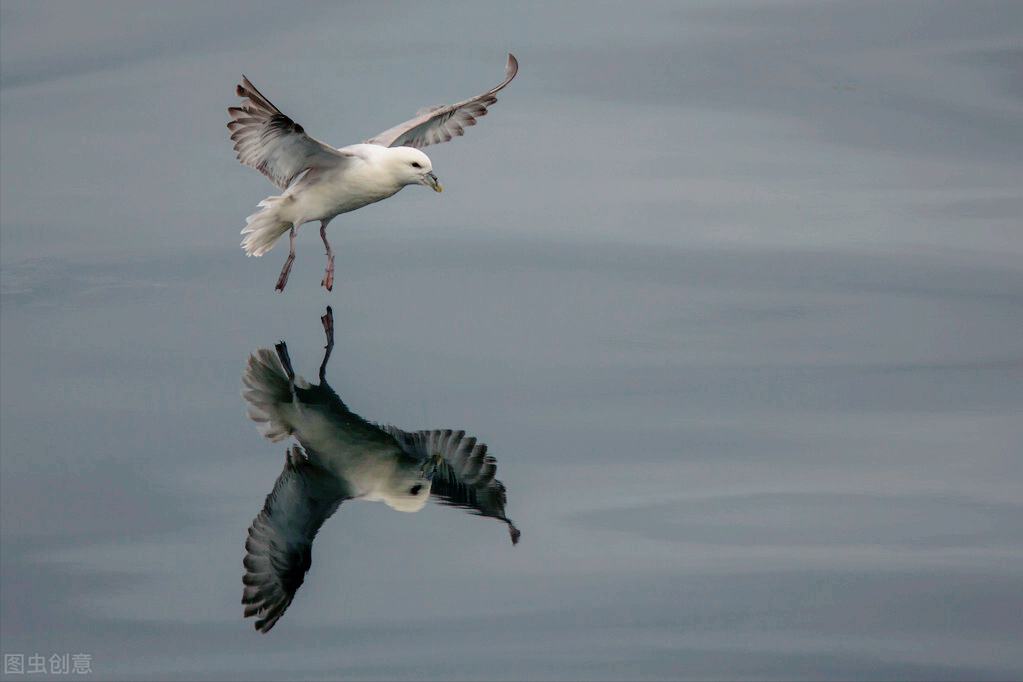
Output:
[289, 145, 404, 218]
[279, 159, 398, 227]
[241, 145, 436, 258]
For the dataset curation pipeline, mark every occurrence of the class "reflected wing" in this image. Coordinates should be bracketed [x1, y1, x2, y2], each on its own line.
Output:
[384, 427, 520, 544]
[242, 445, 349, 633]
[364, 54, 518, 149]
[228, 76, 352, 190]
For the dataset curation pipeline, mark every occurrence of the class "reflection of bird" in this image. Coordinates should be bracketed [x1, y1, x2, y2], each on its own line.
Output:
[228, 54, 518, 292]
[240, 308, 519, 633]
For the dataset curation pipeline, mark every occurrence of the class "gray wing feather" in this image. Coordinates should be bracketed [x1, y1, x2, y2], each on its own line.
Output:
[242, 445, 349, 633]
[364, 54, 518, 149]
[228, 76, 351, 190]
[384, 427, 521, 545]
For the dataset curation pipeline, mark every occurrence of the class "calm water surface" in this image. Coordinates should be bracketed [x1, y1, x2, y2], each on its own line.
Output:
[2, 2, 1022, 680]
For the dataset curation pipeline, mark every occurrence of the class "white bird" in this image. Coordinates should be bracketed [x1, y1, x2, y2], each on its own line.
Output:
[240, 308, 520, 632]
[227, 54, 518, 291]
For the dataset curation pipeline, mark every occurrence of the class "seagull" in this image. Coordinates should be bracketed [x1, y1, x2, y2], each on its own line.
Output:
[240, 307, 520, 632]
[227, 54, 518, 291]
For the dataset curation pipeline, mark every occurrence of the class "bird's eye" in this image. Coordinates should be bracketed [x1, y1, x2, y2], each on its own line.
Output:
[411, 162, 421, 168]
[409, 485, 423, 495]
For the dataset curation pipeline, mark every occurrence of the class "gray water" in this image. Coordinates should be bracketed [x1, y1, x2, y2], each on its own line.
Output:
[2, 1, 1022, 680]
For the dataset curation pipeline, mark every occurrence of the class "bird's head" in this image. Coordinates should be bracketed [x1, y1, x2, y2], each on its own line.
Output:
[388, 147, 442, 193]
[380, 452, 443, 512]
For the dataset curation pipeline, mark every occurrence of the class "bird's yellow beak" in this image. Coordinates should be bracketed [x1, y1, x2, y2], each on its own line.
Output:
[423, 172, 442, 193]
[424, 452, 444, 476]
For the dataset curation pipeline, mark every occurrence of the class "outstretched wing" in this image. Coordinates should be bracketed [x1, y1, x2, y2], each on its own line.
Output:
[364, 54, 518, 149]
[383, 427, 520, 545]
[228, 76, 352, 190]
[242, 445, 349, 633]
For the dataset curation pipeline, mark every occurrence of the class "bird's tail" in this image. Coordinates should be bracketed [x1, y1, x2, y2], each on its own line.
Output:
[242, 346, 302, 442]
[241, 196, 292, 257]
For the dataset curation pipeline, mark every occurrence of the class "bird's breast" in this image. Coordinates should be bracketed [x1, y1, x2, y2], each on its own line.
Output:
[291, 164, 402, 222]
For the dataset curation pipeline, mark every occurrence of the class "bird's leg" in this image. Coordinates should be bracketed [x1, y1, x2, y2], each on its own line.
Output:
[275, 227, 296, 292]
[319, 221, 335, 291]
[319, 306, 334, 383]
